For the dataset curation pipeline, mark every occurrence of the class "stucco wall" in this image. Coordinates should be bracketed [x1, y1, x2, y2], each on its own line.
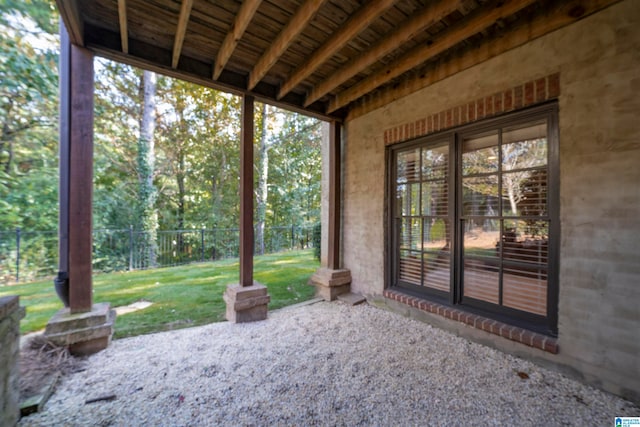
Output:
[343, 0, 639, 402]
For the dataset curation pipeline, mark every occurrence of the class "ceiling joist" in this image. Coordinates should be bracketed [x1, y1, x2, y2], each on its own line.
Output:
[277, 0, 397, 100]
[329, 0, 539, 113]
[305, 0, 464, 107]
[172, 0, 194, 69]
[213, 0, 262, 80]
[248, 0, 327, 91]
[117, 0, 128, 53]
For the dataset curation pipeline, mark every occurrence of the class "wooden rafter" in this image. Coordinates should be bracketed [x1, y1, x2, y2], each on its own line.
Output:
[248, 0, 327, 91]
[347, 0, 624, 120]
[55, 0, 83, 46]
[172, 0, 194, 69]
[304, 0, 463, 107]
[117, 0, 128, 53]
[213, 0, 262, 80]
[329, 0, 538, 113]
[277, 0, 396, 100]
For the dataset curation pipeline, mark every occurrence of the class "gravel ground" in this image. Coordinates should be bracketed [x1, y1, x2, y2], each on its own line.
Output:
[19, 301, 638, 426]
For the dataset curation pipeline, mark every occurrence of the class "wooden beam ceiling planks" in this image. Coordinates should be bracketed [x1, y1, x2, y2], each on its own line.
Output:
[347, 0, 625, 120]
[277, 0, 397, 100]
[248, 0, 327, 91]
[304, 0, 463, 107]
[117, 0, 128, 53]
[213, 0, 262, 80]
[172, 0, 194, 69]
[55, 0, 83, 45]
[328, 0, 538, 113]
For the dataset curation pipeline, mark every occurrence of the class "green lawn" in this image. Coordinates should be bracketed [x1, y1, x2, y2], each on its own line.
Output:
[0, 250, 319, 339]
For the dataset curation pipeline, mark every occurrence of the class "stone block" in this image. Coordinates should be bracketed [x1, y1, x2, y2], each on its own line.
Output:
[44, 303, 116, 356]
[224, 282, 270, 323]
[309, 268, 352, 301]
[0, 295, 21, 427]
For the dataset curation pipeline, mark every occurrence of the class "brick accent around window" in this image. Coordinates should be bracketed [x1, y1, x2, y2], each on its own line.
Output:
[383, 289, 559, 354]
[384, 73, 560, 146]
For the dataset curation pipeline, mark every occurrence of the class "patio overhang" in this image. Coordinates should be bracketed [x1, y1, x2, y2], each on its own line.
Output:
[54, 0, 619, 122]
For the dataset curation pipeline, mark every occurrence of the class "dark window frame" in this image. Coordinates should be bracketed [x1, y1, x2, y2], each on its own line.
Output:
[387, 102, 559, 336]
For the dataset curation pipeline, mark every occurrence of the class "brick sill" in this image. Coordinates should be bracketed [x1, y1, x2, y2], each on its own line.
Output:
[383, 289, 558, 354]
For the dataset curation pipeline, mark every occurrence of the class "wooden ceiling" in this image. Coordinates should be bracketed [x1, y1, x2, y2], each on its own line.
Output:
[55, 0, 619, 120]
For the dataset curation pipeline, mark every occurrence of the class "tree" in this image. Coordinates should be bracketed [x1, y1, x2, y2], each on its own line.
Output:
[137, 70, 158, 266]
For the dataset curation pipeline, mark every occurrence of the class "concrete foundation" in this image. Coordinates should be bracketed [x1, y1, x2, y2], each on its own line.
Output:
[224, 282, 270, 323]
[44, 302, 116, 356]
[0, 296, 24, 427]
[310, 268, 351, 301]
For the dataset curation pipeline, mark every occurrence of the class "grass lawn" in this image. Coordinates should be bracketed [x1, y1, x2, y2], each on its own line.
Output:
[0, 250, 319, 339]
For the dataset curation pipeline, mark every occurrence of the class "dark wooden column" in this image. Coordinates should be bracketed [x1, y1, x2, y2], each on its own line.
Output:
[60, 24, 94, 313]
[327, 121, 341, 270]
[239, 95, 254, 286]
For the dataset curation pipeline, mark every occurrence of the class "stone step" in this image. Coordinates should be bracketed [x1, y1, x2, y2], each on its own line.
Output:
[337, 293, 366, 306]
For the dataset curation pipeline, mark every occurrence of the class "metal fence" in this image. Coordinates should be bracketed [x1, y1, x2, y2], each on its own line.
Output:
[0, 225, 314, 285]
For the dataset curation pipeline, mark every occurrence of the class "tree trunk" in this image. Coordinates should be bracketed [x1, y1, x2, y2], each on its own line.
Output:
[256, 103, 269, 255]
[137, 70, 158, 267]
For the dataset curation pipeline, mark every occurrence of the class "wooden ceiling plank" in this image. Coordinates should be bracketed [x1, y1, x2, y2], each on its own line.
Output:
[248, 0, 327, 90]
[117, 0, 128, 53]
[329, 0, 538, 113]
[55, 0, 83, 45]
[213, 0, 263, 80]
[347, 0, 624, 120]
[172, 0, 194, 68]
[305, 0, 463, 106]
[277, 0, 397, 100]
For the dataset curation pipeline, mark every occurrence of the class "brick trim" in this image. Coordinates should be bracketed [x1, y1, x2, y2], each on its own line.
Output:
[383, 289, 559, 354]
[383, 73, 560, 146]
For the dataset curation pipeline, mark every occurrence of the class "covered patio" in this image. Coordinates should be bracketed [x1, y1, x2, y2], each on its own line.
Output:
[33, 0, 639, 415]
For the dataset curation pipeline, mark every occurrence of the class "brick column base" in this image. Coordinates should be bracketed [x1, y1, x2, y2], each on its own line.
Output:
[44, 303, 116, 356]
[309, 268, 351, 301]
[224, 282, 270, 323]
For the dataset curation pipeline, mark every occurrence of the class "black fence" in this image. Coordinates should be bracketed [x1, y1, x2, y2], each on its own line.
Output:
[0, 225, 314, 285]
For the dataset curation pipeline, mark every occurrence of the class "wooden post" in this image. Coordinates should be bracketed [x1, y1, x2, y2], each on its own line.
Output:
[327, 121, 341, 270]
[240, 95, 254, 286]
[60, 24, 94, 313]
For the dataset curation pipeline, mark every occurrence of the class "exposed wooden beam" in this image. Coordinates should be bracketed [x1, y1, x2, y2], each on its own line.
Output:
[84, 24, 344, 121]
[117, 0, 128, 53]
[239, 95, 255, 286]
[55, 0, 83, 45]
[248, 0, 327, 90]
[213, 0, 262, 80]
[278, 0, 396, 100]
[305, 0, 462, 107]
[172, 0, 194, 69]
[347, 0, 623, 120]
[327, 121, 341, 270]
[329, 0, 538, 113]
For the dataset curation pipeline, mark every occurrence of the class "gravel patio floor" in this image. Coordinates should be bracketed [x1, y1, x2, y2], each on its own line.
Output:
[19, 300, 639, 426]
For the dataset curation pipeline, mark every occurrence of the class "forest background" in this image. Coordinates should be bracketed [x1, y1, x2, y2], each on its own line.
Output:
[0, 0, 323, 282]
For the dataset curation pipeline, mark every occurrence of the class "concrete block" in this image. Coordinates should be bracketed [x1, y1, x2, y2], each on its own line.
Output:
[310, 268, 352, 301]
[44, 304, 116, 356]
[224, 283, 270, 323]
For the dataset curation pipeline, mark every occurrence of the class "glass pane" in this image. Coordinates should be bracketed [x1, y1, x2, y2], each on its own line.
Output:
[398, 183, 420, 217]
[501, 169, 547, 217]
[422, 144, 448, 179]
[462, 132, 499, 176]
[502, 121, 547, 171]
[399, 250, 421, 285]
[397, 148, 420, 183]
[500, 220, 549, 265]
[399, 218, 421, 250]
[502, 267, 547, 315]
[422, 181, 448, 216]
[462, 220, 500, 304]
[422, 218, 450, 293]
[462, 175, 499, 216]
